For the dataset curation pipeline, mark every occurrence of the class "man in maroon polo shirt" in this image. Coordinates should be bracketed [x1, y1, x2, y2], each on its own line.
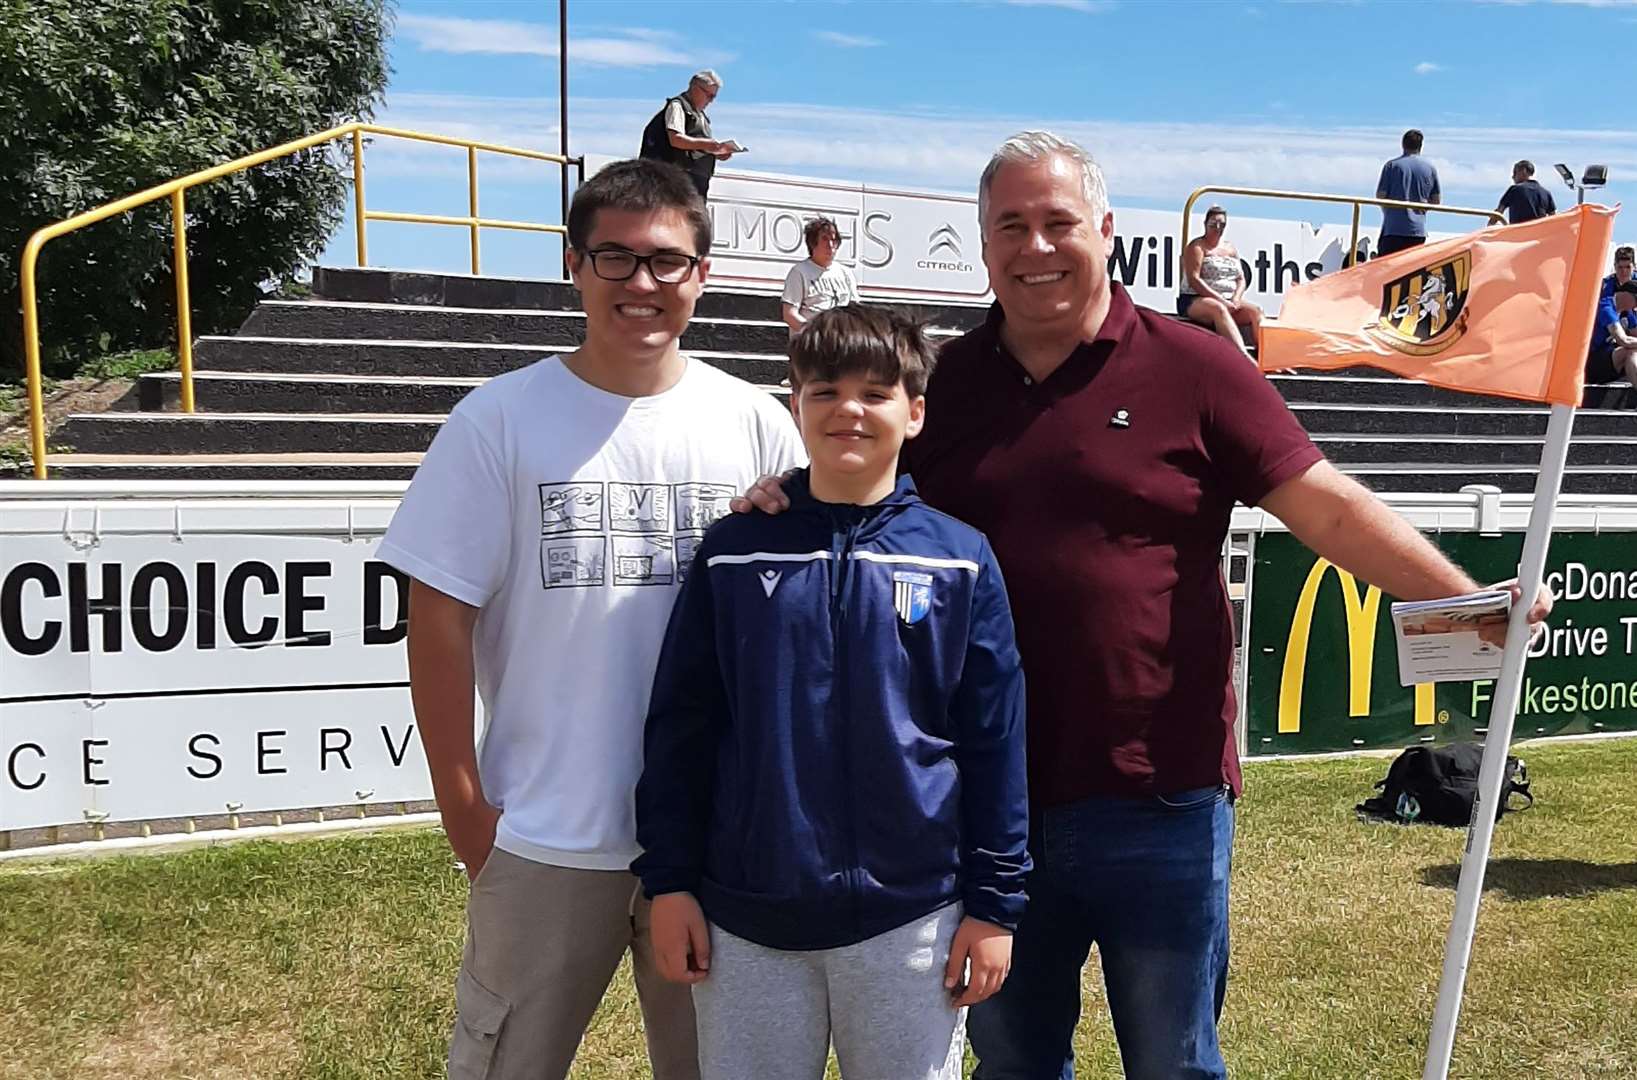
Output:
[740, 130, 1549, 1080]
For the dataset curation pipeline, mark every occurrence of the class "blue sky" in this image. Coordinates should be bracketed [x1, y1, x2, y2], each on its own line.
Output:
[328, 0, 1632, 278]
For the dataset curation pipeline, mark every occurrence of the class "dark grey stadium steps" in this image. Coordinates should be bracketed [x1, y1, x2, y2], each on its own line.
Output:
[310, 265, 991, 330]
[191, 336, 790, 385]
[1312, 434, 1637, 466]
[1272, 373, 1636, 410]
[244, 299, 962, 357]
[40, 453, 425, 481]
[1344, 465, 1637, 496]
[1288, 404, 1635, 437]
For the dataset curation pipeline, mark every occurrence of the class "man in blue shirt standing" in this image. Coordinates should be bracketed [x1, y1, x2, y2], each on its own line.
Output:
[1376, 128, 1441, 256]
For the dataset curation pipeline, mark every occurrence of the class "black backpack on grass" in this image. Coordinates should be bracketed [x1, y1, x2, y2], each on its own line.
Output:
[1356, 742, 1533, 827]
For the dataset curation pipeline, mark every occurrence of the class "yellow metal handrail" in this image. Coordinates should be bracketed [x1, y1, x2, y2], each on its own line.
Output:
[1180, 186, 1506, 268]
[19, 122, 581, 479]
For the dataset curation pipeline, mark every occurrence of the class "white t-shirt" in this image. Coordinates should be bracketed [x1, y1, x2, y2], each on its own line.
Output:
[378, 356, 805, 870]
[782, 258, 860, 322]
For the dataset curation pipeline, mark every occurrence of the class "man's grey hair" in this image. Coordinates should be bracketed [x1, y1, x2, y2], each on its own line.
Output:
[690, 69, 723, 89]
[978, 131, 1109, 232]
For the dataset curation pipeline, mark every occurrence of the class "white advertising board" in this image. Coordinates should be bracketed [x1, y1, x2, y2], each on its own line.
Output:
[589, 155, 1448, 315]
[0, 492, 432, 831]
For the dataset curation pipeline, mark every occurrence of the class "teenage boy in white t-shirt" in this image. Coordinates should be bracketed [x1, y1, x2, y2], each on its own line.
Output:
[780, 216, 860, 333]
[378, 158, 805, 1080]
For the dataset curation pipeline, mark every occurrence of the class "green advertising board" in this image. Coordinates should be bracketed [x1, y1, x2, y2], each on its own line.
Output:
[1245, 531, 1637, 755]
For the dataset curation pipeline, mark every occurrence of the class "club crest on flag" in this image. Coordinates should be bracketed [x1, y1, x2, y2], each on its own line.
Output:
[1367, 250, 1472, 357]
[893, 570, 933, 625]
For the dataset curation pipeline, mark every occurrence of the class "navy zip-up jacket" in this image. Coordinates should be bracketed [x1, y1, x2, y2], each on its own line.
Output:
[634, 471, 1030, 951]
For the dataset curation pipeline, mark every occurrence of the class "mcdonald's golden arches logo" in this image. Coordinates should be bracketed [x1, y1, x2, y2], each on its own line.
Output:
[1278, 558, 1434, 733]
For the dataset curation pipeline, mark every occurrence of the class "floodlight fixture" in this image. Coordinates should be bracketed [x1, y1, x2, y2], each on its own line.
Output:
[1581, 165, 1609, 189]
[1553, 163, 1576, 189]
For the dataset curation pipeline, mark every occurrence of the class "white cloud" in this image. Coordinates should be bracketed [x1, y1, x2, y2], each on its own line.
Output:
[813, 30, 884, 47]
[394, 13, 728, 68]
[1414, 61, 1442, 75]
[365, 92, 1637, 217]
[1002, 0, 1115, 11]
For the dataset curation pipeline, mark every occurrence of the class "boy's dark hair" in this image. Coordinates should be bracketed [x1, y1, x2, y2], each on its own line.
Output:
[1402, 128, 1424, 153]
[804, 216, 841, 254]
[567, 159, 711, 256]
[1615, 281, 1637, 298]
[788, 305, 937, 398]
[1616, 246, 1635, 265]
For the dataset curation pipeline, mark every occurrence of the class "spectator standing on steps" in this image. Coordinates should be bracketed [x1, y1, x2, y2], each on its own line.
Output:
[1376, 128, 1441, 256]
[639, 70, 740, 200]
[1495, 160, 1557, 225]
[781, 216, 860, 333]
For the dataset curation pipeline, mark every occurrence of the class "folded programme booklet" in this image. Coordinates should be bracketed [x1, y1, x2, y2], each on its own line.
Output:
[1389, 589, 1514, 687]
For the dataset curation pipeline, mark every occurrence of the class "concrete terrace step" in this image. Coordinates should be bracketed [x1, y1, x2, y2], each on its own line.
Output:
[1287, 403, 1635, 437]
[1343, 463, 1637, 496]
[310, 266, 992, 330]
[54, 391, 788, 456]
[140, 371, 484, 414]
[146, 360, 794, 414]
[40, 452, 426, 481]
[192, 336, 791, 384]
[1272, 373, 1636, 410]
[243, 299, 963, 355]
[1311, 434, 1637, 466]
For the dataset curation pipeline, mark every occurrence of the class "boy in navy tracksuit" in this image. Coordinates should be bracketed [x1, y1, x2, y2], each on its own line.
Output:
[633, 305, 1030, 1080]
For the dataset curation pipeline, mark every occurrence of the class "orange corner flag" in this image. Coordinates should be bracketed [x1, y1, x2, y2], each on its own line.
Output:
[1261, 204, 1618, 406]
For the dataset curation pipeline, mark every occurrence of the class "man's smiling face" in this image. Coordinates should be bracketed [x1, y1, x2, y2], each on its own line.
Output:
[981, 153, 1114, 332]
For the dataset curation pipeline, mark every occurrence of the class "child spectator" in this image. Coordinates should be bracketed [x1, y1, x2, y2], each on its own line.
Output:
[634, 305, 1030, 1080]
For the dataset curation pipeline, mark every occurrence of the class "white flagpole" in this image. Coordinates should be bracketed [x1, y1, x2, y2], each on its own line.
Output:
[1421, 401, 1576, 1080]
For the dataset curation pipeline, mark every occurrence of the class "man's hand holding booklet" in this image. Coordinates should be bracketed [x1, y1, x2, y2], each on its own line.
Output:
[1390, 589, 1514, 686]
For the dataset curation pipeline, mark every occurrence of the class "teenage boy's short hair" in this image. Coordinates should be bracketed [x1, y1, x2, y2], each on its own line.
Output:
[1616, 246, 1635, 265]
[567, 159, 712, 256]
[788, 305, 937, 398]
[804, 216, 840, 254]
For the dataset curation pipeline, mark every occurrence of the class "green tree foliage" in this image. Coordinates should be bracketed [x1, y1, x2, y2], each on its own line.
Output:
[0, 0, 392, 378]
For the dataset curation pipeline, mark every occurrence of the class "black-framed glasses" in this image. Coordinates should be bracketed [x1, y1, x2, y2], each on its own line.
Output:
[582, 249, 701, 283]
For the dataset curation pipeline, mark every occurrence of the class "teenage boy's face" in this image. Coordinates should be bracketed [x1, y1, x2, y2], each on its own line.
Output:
[568, 207, 708, 358]
[791, 372, 924, 480]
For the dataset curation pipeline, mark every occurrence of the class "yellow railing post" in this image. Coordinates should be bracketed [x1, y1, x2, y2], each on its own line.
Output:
[352, 127, 367, 266]
[468, 146, 481, 275]
[20, 236, 48, 479]
[18, 121, 582, 476]
[1348, 203, 1361, 267]
[171, 189, 195, 413]
[1180, 186, 1506, 252]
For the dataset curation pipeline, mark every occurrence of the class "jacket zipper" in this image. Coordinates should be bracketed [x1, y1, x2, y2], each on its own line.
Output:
[830, 509, 864, 939]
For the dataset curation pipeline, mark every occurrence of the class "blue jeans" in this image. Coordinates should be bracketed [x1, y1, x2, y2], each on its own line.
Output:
[969, 785, 1235, 1080]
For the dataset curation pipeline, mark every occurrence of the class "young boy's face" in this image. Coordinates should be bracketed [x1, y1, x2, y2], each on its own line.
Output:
[791, 372, 925, 480]
[568, 207, 708, 358]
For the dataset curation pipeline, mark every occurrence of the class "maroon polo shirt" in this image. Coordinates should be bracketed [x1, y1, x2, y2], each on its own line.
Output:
[903, 284, 1322, 804]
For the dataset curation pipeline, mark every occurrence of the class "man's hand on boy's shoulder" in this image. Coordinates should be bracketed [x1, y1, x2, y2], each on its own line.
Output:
[650, 892, 713, 985]
[944, 916, 1014, 1007]
[729, 470, 798, 515]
